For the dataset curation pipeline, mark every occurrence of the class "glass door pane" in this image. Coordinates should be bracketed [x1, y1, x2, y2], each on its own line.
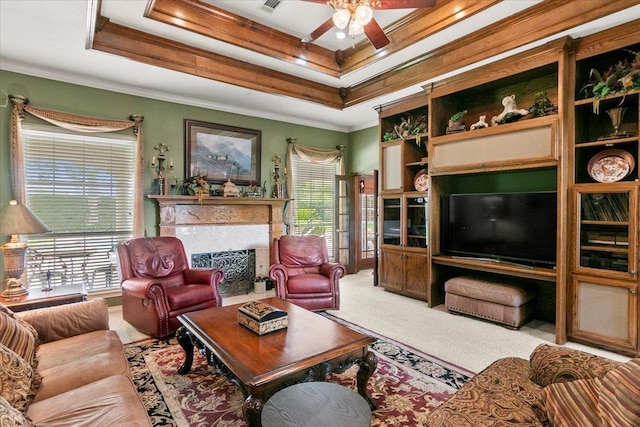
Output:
[382, 198, 401, 246]
[406, 195, 428, 248]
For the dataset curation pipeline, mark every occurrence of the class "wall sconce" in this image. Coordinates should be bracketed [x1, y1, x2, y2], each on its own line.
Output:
[151, 143, 174, 195]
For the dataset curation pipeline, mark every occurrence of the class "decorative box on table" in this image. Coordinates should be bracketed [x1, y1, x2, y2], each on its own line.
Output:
[238, 301, 288, 335]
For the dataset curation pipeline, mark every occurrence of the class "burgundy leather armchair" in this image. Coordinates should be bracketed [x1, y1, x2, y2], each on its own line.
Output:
[269, 235, 345, 311]
[116, 236, 224, 338]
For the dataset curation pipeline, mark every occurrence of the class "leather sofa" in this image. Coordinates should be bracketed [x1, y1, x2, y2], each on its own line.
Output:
[0, 298, 151, 426]
[427, 344, 639, 426]
[269, 235, 345, 311]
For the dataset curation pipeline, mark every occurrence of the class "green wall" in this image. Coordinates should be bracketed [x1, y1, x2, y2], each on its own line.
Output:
[348, 126, 378, 174]
[0, 70, 361, 239]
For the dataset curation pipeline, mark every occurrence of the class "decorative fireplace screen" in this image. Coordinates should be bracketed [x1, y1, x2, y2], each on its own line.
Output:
[192, 249, 256, 296]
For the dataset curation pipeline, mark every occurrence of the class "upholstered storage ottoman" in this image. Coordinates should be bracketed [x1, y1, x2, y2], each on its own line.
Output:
[445, 276, 536, 329]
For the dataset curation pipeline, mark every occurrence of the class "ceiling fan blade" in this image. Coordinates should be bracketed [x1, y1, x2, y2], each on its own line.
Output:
[302, 18, 335, 43]
[375, 0, 436, 9]
[364, 19, 390, 50]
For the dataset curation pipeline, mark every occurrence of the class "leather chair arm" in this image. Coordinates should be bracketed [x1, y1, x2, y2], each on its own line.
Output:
[183, 268, 224, 287]
[121, 277, 162, 300]
[184, 268, 224, 305]
[269, 264, 289, 283]
[320, 262, 346, 281]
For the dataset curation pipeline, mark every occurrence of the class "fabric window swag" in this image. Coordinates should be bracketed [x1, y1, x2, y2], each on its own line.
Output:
[8, 94, 145, 237]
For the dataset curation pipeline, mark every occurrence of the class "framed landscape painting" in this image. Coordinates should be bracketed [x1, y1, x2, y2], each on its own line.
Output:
[185, 120, 261, 185]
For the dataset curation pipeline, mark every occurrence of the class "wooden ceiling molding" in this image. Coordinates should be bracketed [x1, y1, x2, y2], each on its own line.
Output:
[92, 20, 344, 108]
[145, 0, 341, 77]
[144, 0, 499, 77]
[89, 0, 640, 111]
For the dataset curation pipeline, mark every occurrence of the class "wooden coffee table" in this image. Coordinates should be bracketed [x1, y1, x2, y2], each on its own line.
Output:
[176, 297, 377, 427]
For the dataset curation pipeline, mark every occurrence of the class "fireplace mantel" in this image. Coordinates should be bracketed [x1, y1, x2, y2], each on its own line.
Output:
[148, 196, 289, 238]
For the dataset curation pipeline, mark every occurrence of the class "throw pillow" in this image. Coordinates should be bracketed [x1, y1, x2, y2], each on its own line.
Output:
[0, 343, 39, 413]
[0, 395, 34, 427]
[0, 303, 40, 346]
[530, 344, 620, 387]
[0, 302, 14, 316]
[0, 312, 37, 368]
[598, 358, 640, 427]
[543, 376, 601, 427]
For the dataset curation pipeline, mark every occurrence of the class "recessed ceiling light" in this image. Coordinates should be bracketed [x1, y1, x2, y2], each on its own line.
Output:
[335, 31, 346, 40]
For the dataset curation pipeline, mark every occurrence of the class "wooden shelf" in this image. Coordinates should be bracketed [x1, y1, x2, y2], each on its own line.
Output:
[432, 255, 556, 282]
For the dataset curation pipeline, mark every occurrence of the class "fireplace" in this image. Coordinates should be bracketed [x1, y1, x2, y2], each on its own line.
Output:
[192, 249, 255, 296]
[149, 196, 288, 294]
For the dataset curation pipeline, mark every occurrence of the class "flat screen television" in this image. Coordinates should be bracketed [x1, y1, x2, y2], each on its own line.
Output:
[440, 191, 557, 268]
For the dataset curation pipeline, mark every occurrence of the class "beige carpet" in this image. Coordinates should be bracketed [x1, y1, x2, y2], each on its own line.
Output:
[109, 269, 629, 373]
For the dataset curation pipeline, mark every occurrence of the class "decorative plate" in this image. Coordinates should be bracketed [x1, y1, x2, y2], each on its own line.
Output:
[414, 169, 429, 191]
[587, 149, 635, 183]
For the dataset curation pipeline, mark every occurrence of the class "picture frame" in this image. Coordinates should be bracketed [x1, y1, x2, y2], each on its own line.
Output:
[185, 119, 261, 185]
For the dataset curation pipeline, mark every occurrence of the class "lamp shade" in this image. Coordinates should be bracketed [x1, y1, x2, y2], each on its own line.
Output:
[0, 200, 50, 236]
[332, 8, 350, 29]
[349, 19, 365, 36]
[354, 5, 373, 25]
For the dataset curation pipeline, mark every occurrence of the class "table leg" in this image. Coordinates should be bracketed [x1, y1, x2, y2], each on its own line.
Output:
[356, 350, 378, 410]
[242, 394, 265, 427]
[176, 326, 194, 374]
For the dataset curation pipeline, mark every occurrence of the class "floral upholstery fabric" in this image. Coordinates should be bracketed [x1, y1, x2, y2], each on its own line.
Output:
[0, 344, 40, 413]
[530, 344, 620, 388]
[427, 357, 546, 427]
[0, 396, 33, 427]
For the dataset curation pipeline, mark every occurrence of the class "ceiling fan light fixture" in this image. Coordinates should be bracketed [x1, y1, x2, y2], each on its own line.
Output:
[354, 5, 373, 25]
[332, 8, 350, 29]
[335, 30, 346, 40]
[348, 18, 365, 36]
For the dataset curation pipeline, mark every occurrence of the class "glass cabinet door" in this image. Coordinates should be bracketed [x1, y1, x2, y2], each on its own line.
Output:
[575, 187, 637, 278]
[406, 194, 428, 248]
[381, 197, 401, 247]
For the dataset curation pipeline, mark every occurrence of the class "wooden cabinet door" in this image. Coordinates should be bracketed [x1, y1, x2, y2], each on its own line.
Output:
[403, 252, 428, 299]
[570, 274, 638, 353]
[380, 249, 404, 292]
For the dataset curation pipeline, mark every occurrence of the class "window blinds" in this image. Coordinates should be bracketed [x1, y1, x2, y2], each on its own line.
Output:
[289, 153, 338, 257]
[21, 125, 135, 290]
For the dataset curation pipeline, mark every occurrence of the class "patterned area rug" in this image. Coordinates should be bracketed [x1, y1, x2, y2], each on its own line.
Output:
[125, 315, 473, 426]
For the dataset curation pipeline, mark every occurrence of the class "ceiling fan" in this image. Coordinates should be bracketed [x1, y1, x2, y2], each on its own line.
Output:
[301, 0, 436, 49]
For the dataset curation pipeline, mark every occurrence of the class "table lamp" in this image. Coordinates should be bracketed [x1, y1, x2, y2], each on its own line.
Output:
[0, 200, 50, 298]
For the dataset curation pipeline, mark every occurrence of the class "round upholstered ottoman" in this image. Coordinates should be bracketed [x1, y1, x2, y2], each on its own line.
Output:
[261, 382, 371, 427]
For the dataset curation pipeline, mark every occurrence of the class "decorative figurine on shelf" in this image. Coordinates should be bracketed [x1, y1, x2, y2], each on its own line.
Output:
[42, 270, 53, 291]
[272, 155, 287, 199]
[470, 115, 489, 130]
[222, 179, 240, 197]
[446, 110, 467, 134]
[491, 95, 529, 126]
[150, 143, 174, 195]
[246, 182, 261, 198]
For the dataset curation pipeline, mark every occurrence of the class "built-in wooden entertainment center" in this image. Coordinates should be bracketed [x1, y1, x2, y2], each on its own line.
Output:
[377, 21, 640, 357]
